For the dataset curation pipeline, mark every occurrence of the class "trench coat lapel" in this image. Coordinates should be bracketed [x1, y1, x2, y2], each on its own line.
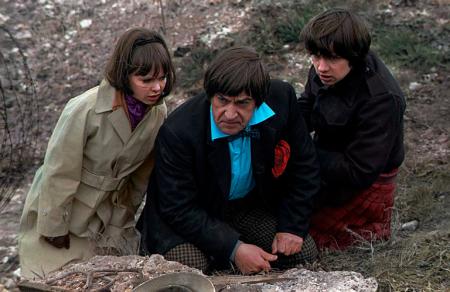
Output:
[108, 109, 132, 143]
[114, 106, 162, 170]
[95, 80, 132, 144]
[111, 104, 166, 179]
[207, 127, 231, 198]
[252, 124, 276, 183]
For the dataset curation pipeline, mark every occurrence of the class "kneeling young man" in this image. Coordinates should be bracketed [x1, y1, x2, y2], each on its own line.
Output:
[138, 46, 320, 274]
[298, 9, 406, 249]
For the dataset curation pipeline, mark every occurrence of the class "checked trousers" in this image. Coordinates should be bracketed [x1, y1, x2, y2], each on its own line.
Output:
[164, 200, 318, 273]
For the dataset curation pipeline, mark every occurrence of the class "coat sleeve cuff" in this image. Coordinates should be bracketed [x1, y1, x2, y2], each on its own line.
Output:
[36, 207, 70, 237]
[229, 240, 243, 262]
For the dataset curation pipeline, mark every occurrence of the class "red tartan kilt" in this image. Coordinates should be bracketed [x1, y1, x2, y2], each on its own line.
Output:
[309, 169, 398, 250]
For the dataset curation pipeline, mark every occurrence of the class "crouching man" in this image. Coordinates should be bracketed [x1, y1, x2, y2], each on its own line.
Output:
[298, 9, 406, 249]
[137, 46, 320, 274]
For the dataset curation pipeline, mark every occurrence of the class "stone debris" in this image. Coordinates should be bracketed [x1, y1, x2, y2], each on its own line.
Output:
[20, 255, 202, 291]
[0, 13, 9, 25]
[79, 19, 92, 29]
[401, 220, 420, 231]
[408, 81, 422, 91]
[215, 269, 377, 292]
[20, 255, 378, 292]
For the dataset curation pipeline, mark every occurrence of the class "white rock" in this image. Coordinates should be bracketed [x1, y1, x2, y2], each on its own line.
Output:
[408, 81, 422, 91]
[16, 30, 32, 39]
[13, 267, 21, 278]
[279, 269, 378, 291]
[0, 12, 10, 25]
[80, 19, 93, 28]
[423, 73, 437, 82]
[401, 220, 419, 231]
[28, 255, 378, 291]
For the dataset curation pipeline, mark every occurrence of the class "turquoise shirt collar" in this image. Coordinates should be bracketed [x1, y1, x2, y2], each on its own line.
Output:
[210, 102, 275, 141]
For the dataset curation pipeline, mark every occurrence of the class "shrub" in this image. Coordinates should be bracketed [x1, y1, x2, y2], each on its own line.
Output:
[372, 25, 444, 72]
[246, 3, 324, 54]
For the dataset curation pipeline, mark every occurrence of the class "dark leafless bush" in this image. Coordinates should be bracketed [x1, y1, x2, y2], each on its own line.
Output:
[0, 25, 39, 211]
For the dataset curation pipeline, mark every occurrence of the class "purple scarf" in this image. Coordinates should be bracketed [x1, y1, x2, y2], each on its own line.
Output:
[124, 94, 149, 130]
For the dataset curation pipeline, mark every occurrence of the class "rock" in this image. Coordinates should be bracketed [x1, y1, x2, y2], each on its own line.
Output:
[174, 46, 192, 57]
[422, 73, 438, 82]
[279, 269, 378, 291]
[214, 269, 377, 291]
[4, 278, 16, 289]
[408, 81, 422, 91]
[79, 19, 93, 28]
[0, 13, 9, 25]
[15, 30, 32, 39]
[23, 255, 202, 291]
[22, 255, 378, 292]
[401, 220, 419, 231]
[13, 267, 21, 278]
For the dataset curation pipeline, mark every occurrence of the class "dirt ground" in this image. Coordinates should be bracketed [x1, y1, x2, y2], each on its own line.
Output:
[0, 0, 448, 291]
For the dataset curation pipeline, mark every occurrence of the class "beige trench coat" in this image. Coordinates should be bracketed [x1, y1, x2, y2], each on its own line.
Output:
[19, 80, 167, 278]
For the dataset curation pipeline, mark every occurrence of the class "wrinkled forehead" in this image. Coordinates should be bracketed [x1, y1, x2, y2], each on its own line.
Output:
[217, 92, 253, 100]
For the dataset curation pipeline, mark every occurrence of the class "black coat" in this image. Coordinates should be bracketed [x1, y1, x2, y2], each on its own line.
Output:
[137, 80, 320, 263]
[298, 51, 406, 205]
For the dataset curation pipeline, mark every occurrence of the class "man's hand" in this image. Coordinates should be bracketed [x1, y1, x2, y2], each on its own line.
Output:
[42, 234, 70, 249]
[272, 232, 303, 256]
[235, 243, 277, 274]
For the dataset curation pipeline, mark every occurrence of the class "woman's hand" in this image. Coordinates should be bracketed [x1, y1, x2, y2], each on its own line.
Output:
[42, 234, 70, 249]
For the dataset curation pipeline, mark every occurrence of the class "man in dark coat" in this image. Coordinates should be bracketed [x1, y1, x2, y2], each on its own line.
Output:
[137, 46, 320, 274]
[298, 8, 406, 249]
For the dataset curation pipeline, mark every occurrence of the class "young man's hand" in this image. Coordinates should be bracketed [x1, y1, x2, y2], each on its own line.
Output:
[272, 232, 303, 256]
[42, 234, 70, 249]
[235, 243, 277, 274]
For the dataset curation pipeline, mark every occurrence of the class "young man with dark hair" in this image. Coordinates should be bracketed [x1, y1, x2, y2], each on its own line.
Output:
[298, 8, 406, 249]
[137, 46, 320, 274]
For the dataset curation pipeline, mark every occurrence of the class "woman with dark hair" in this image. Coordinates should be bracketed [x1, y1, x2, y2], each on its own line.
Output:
[19, 27, 175, 278]
[298, 9, 406, 250]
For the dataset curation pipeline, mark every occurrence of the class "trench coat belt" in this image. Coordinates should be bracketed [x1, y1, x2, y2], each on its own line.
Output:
[80, 168, 128, 191]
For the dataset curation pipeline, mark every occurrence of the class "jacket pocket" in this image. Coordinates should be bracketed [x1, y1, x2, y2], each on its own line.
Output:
[70, 182, 107, 236]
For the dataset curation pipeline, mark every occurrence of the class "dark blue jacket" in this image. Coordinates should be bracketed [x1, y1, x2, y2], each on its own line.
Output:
[299, 51, 406, 205]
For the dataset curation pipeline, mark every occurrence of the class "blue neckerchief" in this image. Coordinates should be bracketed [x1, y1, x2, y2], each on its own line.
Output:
[210, 102, 275, 199]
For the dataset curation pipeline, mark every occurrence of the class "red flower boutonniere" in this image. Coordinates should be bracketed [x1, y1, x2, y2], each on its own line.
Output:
[272, 139, 290, 178]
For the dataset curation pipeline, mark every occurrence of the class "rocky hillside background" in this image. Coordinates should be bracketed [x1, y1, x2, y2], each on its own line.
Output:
[0, 0, 448, 291]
